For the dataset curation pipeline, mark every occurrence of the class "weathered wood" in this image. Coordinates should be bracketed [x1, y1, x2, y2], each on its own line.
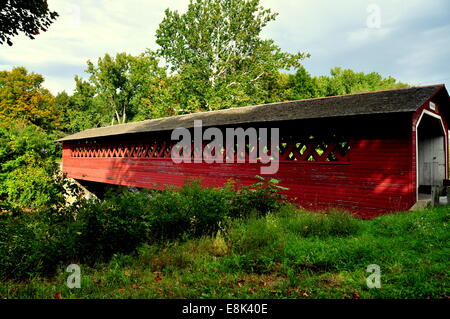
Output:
[447, 186, 450, 205]
[62, 133, 416, 219]
[431, 186, 440, 207]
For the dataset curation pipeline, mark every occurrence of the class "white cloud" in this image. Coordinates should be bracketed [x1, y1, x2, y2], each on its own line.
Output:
[347, 27, 392, 46]
[0, 0, 191, 94]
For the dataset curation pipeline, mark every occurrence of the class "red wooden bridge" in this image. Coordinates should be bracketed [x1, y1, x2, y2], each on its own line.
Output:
[59, 85, 450, 218]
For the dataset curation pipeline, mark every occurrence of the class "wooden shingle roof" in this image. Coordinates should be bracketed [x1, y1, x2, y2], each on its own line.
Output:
[58, 84, 445, 142]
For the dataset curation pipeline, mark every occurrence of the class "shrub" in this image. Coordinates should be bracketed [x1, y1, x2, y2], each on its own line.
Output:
[73, 191, 153, 264]
[0, 213, 69, 279]
[227, 176, 289, 218]
[0, 120, 70, 211]
[3, 165, 62, 211]
[147, 179, 232, 240]
[0, 176, 290, 280]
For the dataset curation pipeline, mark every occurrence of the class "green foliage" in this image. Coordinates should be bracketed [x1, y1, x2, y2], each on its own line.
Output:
[0, 176, 289, 279]
[156, 0, 309, 111]
[227, 176, 288, 218]
[0, 214, 48, 279]
[283, 66, 410, 101]
[60, 77, 113, 133]
[3, 165, 59, 211]
[0, 67, 61, 131]
[314, 67, 409, 97]
[0, 0, 58, 46]
[1, 206, 448, 298]
[0, 120, 69, 211]
[73, 191, 153, 263]
[84, 52, 171, 125]
[287, 65, 319, 100]
[0, 210, 78, 280]
[148, 180, 232, 240]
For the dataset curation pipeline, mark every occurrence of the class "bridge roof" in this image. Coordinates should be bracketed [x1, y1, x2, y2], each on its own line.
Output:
[58, 84, 445, 142]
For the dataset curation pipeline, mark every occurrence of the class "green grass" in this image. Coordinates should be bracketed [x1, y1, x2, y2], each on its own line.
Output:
[1, 205, 449, 299]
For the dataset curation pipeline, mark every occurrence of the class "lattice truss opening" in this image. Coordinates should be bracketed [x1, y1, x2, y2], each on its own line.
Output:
[69, 134, 351, 163]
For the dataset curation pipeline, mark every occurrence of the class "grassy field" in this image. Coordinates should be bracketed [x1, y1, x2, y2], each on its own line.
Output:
[1, 205, 449, 299]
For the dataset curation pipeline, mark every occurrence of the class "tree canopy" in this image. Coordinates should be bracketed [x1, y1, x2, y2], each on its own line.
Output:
[0, 0, 412, 211]
[314, 67, 409, 97]
[156, 0, 309, 111]
[0, 0, 58, 46]
[84, 52, 171, 125]
[0, 0, 411, 134]
[0, 67, 61, 130]
[286, 66, 410, 101]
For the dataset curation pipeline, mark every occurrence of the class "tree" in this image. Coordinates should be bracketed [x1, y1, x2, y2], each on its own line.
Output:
[155, 0, 309, 111]
[0, 0, 58, 46]
[288, 66, 319, 100]
[0, 67, 61, 130]
[84, 52, 170, 124]
[315, 67, 409, 97]
[0, 120, 64, 211]
[54, 79, 110, 133]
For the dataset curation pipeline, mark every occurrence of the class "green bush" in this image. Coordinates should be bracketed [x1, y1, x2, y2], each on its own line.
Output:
[148, 180, 232, 240]
[227, 176, 288, 218]
[0, 176, 290, 280]
[73, 191, 153, 264]
[3, 165, 62, 211]
[0, 213, 71, 279]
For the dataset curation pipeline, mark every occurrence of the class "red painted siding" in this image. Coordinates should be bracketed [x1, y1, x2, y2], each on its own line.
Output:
[62, 121, 415, 219]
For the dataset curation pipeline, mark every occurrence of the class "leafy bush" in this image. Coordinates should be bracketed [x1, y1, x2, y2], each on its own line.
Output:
[148, 180, 233, 240]
[73, 191, 153, 264]
[0, 176, 290, 280]
[0, 120, 69, 211]
[3, 165, 61, 211]
[0, 213, 70, 279]
[227, 176, 288, 218]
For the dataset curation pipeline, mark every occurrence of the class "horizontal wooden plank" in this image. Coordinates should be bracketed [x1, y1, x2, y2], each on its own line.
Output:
[62, 136, 417, 218]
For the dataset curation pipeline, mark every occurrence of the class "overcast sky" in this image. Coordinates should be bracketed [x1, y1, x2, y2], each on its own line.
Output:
[0, 0, 449, 95]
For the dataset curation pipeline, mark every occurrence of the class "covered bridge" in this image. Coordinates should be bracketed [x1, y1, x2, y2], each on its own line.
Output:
[58, 84, 450, 218]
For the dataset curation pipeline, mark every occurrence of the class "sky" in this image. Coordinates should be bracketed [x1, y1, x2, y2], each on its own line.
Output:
[0, 0, 449, 95]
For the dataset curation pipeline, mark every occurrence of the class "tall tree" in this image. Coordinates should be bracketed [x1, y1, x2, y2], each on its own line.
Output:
[54, 79, 110, 133]
[288, 66, 319, 100]
[156, 0, 309, 111]
[0, 0, 58, 46]
[0, 67, 61, 130]
[85, 52, 169, 124]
